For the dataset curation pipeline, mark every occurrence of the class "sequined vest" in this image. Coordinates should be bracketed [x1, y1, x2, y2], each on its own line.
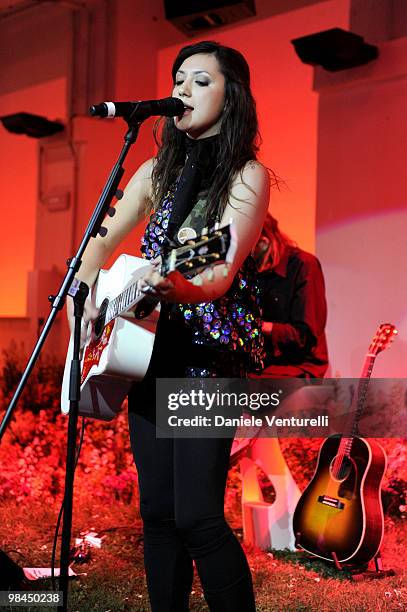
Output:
[141, 186, 265, 370]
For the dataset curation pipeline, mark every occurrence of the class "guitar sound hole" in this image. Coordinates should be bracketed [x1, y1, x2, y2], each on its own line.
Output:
[94, 299, 108, 339]
[330, 455, 352, 481]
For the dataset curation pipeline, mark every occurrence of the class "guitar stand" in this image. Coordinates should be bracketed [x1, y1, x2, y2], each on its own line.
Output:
[294, 533, 395, 581]
[348, 552, 395, 582]
[330, 550, 395, 581]
[294, 531, 301, 549]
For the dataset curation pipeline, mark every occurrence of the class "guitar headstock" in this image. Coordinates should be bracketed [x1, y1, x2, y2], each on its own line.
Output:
[160, 223, 236, 277]
[368, 323, 398, 356]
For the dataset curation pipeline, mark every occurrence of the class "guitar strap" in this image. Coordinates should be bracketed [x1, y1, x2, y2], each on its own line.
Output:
[166, 134, 220, 240]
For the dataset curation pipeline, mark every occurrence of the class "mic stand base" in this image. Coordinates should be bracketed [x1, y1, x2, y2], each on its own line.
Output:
[58, 280, 88, 612]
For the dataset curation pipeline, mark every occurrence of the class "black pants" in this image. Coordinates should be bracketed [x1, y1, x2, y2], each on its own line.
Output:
[128, 411, 256, 612]
[128, 309, 256, 611]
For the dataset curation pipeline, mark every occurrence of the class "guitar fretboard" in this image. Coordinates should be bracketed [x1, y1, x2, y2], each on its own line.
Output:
[105, 278, 144, 324]
[332, 355, 376, 477]
[331, 324, 396, 480]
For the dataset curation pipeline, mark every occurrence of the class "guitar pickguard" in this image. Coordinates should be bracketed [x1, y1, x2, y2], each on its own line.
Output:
[81, 320, 115, 384]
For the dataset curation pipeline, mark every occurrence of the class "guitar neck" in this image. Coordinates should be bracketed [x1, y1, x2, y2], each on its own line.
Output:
[333, 323, 396, 475]
[339, 353, 376, 456]
[105, 275, 146, 324]
[360, 353, 376, 379]
[352, 353, 376, 432]
[101, 224, 234, 325]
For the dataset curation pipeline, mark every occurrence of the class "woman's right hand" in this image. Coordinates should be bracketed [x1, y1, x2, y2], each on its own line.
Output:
[261, 321, 274, 336]
[67, 296, 99, 349]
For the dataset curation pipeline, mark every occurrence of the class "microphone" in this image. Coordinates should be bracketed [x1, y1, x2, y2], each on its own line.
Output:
[89, 97, 185, 120]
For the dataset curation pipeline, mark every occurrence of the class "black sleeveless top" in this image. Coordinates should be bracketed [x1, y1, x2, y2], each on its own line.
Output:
[141, 186, 265, 372]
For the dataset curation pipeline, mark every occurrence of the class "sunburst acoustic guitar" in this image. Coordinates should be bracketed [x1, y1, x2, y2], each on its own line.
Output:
[293, 323, 397, 566]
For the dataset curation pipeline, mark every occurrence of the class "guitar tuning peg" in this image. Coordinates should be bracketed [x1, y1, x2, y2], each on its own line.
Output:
[206, 267, 214, 281]
[107, 207, 116, 217]
[201, 226, 208, 236]
[214, 221, 220, 230]
[99, 226, 108, 237]
[115, 189, 124, 200]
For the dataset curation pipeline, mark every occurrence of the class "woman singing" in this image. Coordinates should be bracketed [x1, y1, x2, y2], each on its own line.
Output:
[69, 41, 270, 611]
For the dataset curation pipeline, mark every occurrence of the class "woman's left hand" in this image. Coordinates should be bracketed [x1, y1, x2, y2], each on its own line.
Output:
[139, 268, 207, 303]
[139, 268, 176, 301]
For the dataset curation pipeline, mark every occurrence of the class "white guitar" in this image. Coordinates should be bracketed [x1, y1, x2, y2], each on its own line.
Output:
[61, 225, 236, 420]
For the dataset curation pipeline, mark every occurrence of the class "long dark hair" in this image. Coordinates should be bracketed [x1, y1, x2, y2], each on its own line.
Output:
[150, 41, 260, 221]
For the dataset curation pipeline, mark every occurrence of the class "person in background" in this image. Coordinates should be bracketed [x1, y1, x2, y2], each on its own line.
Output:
[253, 213, 328, 378]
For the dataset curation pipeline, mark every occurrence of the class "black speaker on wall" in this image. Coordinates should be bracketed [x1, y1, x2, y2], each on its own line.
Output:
[0, 112, 64, 138]
[291, 28, 378, 72]
[164, 0, 256, 36]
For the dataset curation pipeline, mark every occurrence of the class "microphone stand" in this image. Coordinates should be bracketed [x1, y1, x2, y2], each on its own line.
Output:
[0, 117, 143, 612]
